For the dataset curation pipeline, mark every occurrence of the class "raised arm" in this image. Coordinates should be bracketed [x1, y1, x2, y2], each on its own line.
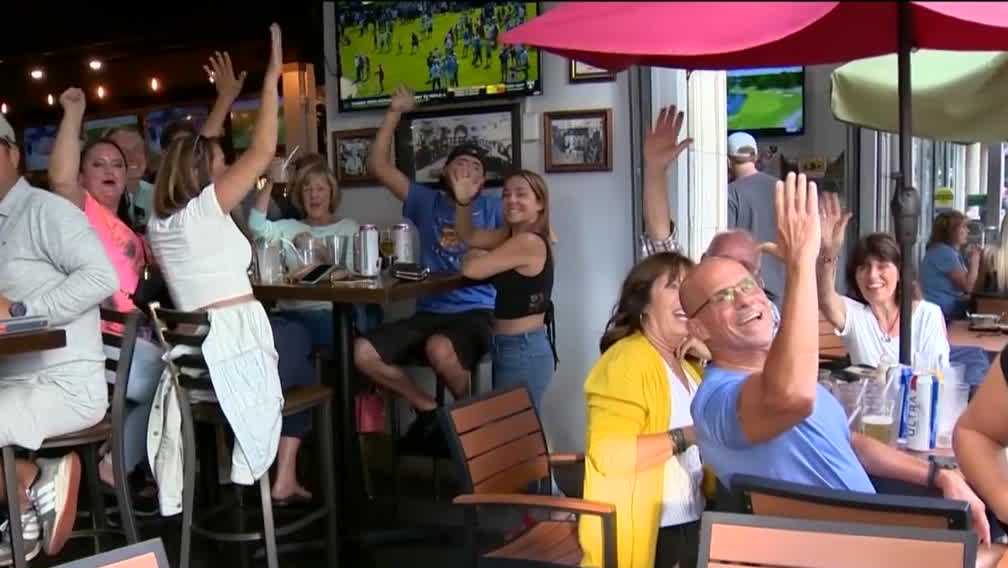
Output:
[49, 88, 88, 210]
[368, 85, 414, 202]
[247, 179, 284, 241]
[450, 166, 509, 249]
[201, 52, 246, 138]
[213, 24, 282, 215]
[737, 173, 822, 443]
[816, 192, 853, 330]
[642, 105, 691, 240]
[947, 245, 981, 293]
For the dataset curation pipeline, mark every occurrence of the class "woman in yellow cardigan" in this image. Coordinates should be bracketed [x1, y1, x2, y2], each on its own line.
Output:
[580, 252, 708, 568]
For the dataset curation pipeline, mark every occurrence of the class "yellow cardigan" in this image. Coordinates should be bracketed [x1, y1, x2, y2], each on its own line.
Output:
[578, 333, 703, 568]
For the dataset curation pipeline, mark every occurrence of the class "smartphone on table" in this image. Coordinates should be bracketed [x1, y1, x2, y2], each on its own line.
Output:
[297, 264, 336, 285]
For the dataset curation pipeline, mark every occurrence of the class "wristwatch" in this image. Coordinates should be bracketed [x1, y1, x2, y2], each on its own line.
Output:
[927, 458, 957, 489]
[9, 302, 26, 318]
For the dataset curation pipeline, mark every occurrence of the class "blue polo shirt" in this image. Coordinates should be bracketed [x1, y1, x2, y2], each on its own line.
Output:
[921, 243, 968, 319]
[691, 364, 875, 493]
[403, 182, 502, 313]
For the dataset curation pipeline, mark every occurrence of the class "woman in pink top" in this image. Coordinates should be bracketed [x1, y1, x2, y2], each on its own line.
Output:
[49, 89, 165, 511]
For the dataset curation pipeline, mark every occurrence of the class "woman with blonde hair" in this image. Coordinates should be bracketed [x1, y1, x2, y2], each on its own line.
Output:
[249, 156, 359, 346]
[452, 168, 555, 408]
[580, 253, 708, 568]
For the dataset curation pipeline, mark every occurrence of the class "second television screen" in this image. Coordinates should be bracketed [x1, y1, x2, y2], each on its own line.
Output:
[336, 1, 541, 111]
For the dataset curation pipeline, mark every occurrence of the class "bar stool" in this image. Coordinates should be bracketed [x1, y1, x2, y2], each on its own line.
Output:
[147, 303, 339, 568]
[3, 309, 141, 568]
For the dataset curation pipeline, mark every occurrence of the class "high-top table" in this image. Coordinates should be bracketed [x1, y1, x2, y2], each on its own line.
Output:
[0, 329, 66, 357]
[947, 320, 1008, 354]
[252, 273, 472, 556]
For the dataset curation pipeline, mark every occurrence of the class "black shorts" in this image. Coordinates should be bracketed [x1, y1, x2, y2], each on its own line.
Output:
[364, 310, 494, 370]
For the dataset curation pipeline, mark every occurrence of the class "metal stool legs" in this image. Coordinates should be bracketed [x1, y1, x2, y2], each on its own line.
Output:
[317, 401, 340, 567]
[3, 447, 26, 568]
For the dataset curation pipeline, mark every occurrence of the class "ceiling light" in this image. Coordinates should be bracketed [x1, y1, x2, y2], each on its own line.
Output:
[149, 77, 160, 92]
[88, 59, 103, 71]
[186, 115, 193, 121]
[47, 94, 54, 106]
[96, 86, 106, 99]
[29, 68, 44, 80]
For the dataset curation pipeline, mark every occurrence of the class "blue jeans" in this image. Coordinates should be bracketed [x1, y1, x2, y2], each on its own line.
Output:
[276, 305, 384, 350]
[492, 328, 554, 409]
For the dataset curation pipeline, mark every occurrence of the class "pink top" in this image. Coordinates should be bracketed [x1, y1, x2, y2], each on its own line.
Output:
[82, 191, 145, 318]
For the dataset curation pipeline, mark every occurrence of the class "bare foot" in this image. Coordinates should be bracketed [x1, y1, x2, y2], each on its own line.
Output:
[98, 455, 115, 487]
[271, 480, 312, 502]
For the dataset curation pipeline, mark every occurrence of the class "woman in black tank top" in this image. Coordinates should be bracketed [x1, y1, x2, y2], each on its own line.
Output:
[452, 169, 555, 410]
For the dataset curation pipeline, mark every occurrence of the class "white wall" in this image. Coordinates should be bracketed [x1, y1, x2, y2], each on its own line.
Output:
[323, 2, 634, 451]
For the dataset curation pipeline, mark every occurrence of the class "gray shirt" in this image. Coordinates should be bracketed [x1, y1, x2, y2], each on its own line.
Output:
[727, 171, 784, 306]
[0, 178, 118, 378]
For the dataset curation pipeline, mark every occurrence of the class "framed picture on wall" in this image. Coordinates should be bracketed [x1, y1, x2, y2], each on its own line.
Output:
[569, 60, 616, 83]
[331, 128, 381, 187]
[395, 104, 521, 188]
[544, 109, 613, 173]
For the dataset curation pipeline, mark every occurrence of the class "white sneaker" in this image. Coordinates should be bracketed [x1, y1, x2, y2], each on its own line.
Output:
[0, 510, 43, 566]
[30, 454, 81, 555]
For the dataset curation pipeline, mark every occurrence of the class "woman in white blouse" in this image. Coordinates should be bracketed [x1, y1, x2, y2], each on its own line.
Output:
[816, 193, 949, 371]
[147, 25, 314, 505]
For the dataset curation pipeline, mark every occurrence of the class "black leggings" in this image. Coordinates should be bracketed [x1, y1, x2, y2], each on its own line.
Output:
[654, 521, 700, 568]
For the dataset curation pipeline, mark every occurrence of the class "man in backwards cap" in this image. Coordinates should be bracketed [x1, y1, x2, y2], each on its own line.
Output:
[355, 86, 503, 453]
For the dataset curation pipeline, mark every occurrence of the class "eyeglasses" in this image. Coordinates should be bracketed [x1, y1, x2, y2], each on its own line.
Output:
[688, 276, 759, 318]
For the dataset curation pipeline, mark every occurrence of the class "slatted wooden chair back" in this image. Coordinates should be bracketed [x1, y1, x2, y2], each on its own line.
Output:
[701, 512, 976, 568]
[440, 385, 551, 495]
[146, 302, 212, 390]
[100, 308, 142, 435]
[733, 474, 970, 531]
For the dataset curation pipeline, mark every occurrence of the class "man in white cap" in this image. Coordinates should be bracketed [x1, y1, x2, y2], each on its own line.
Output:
[0, 113, 118, 561]
[727, 131, 785, 307]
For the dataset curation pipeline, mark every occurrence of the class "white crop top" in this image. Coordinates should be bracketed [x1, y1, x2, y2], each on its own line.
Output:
[148, 185, 253, 311]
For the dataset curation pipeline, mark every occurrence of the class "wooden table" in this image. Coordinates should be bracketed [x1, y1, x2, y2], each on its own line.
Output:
[0, 329, 66, 356]
[253, 272, 471, 551]
[948, 320, 1008, 354]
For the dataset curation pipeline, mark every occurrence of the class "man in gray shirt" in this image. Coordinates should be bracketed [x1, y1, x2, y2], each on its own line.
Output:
[0, 114, 118, 559]
[727, 132, 784, 307]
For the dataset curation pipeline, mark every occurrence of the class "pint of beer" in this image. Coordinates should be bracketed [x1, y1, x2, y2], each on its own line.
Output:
[861, 414, 895, 444]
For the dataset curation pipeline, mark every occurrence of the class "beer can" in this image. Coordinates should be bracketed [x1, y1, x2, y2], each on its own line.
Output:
[905, 373, 939, 451]
[392, 223, 413, 263]
[894, 365, 913, 443]
[354, 224, 381, 277]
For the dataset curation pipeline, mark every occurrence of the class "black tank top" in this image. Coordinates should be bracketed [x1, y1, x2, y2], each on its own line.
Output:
[490, 232, 553, 320]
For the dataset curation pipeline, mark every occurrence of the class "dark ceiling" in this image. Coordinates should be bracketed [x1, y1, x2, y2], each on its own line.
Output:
[1, 3, 325, 126]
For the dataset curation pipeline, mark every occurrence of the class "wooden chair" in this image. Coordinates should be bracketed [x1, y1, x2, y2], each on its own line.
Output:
[819, 312, 848, 361]
[700, 511, 976, 568]
[731, 473, 970, 530]
[51, 538, 169, 568]
[3, 309, 141, 568]
[439, 385, 617, 568]
[147, 303, 338, 568]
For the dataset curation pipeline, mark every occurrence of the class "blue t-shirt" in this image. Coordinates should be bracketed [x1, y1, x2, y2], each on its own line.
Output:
[404, 182, 502, 313]
[690, 365, 875, 493]
[921, 243, 967, 319]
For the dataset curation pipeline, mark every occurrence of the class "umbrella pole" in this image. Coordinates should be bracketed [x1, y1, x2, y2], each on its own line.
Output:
[892, 0, 919, 366]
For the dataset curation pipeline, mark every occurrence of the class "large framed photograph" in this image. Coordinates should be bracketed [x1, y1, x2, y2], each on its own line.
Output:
[569, 60, 616, 83]
[331, 128, 380, 187]
[395, 104, 521, 187]
[544, 109, 613, 173]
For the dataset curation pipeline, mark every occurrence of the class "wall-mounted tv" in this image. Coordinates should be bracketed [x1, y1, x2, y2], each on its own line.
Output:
[727, 66, 805, 136]
[144, 106, 210, 156]
[336, 1, 541, 112]
[22, 125, 57, 172]
[229, 97, 286, 152]
[83, 114, 141, 144]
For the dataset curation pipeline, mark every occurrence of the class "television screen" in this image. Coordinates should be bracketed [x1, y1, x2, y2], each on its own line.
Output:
[230, 97, 285, 152]
[143, 106, 210, 156]
[83, 115, 140, 144]
[336, 1, 541, 111]
[22, 125, 58, 172]
[727, 66, 805, 135]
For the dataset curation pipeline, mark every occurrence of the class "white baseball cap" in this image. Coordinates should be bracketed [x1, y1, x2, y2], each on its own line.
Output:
[0, 113, 14, 145]
[727, 132, 757, 159]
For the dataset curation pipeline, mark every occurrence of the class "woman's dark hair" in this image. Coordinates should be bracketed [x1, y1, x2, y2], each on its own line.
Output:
[928, 210, 967, 248]
[600, 252, 695, 354]
[80, 138, 136, 228]
[846, 232, 921, 304]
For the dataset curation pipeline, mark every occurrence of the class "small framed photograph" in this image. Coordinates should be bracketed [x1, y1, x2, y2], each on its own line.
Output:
[331, 128, 380, 186]
[569, 60, 616, 83]
[395, 104, 521, 187]
[544, 109, 613, 173]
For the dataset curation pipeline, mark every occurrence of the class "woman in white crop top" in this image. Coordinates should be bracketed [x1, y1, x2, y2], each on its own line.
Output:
[148, 25, 315, 504]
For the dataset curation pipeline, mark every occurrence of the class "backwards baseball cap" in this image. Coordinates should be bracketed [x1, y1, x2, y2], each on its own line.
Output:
[0, 113, 15, 145]
[727, 132, 758, 160]
[445, 143, 487, 173]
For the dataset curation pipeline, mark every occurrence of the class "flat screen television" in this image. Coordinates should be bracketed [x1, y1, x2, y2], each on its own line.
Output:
[727, 66, 805, 135]
[336, 1, 542, 112]
[143, 106, 210, 156]
[83, 114, 140, 144]
[22, 125, 58, 172]
[229, 97, 285, 152]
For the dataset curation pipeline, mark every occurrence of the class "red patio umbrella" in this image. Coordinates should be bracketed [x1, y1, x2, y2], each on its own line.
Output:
[502, 1, 1008, 364]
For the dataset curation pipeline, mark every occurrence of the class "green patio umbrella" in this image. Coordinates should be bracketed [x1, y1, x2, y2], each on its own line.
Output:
[832, 49, 1008, 143]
